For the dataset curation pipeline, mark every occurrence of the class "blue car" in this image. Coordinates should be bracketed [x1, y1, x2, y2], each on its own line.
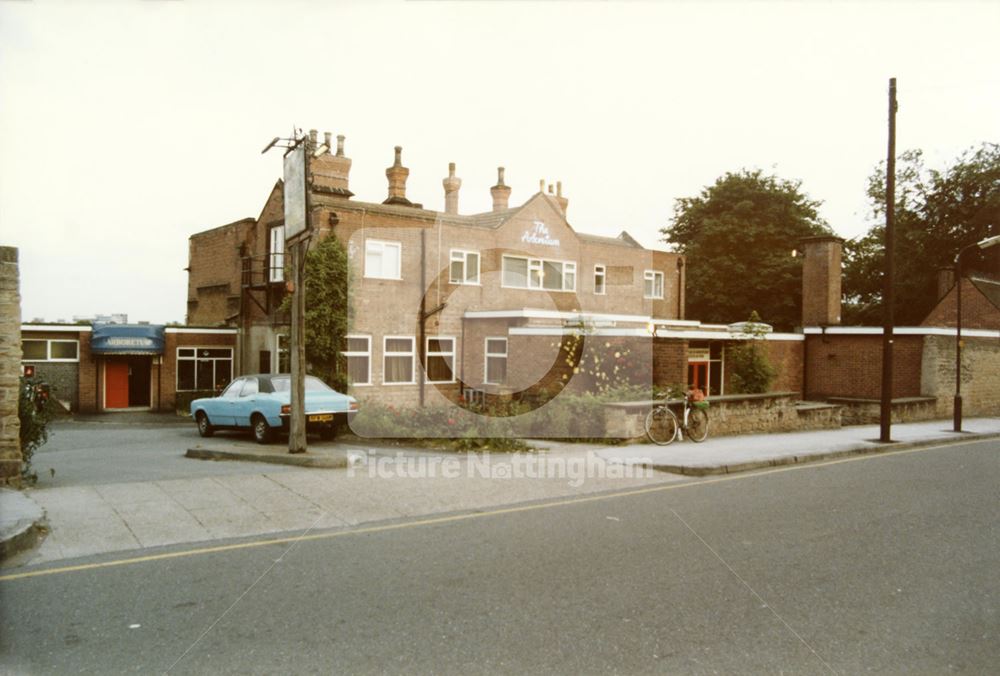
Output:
[191, 374, 358, 444]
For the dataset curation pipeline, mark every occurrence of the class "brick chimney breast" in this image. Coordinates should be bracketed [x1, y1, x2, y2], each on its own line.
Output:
[384, 146, 416, 207]
[443, 162, 461, 215]
[800, 236, 843, 327]
[490, 166, 511, 212]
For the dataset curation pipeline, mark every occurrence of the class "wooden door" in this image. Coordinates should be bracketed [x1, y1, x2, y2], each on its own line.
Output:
[105, 361, 129, 409]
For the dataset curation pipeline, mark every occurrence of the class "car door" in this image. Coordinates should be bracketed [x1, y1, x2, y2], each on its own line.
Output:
[232, 376, 260, 428]
[207, 377, 243, 425]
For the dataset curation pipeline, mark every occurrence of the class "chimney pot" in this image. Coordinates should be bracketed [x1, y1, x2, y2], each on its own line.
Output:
[497, 166, 506, 186]
[393, 146, 403, 166]
[323, 132, 332, 153]
[309, 129, 318, 147]
[554, 180, 568, 216]
[539, 179, 545, 193]
[336, 134, 345, 157]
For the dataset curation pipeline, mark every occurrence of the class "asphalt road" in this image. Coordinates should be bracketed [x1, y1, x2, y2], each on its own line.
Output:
[28, 421, 296, 487]
[2, 438, 998, 674]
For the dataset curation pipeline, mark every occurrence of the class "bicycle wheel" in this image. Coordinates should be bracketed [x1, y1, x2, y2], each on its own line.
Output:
[686, 407, 709, 443]
[645, 406, 679, 446]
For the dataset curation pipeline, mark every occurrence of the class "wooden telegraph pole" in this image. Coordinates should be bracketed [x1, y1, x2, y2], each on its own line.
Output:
[879, 78, 897, 443]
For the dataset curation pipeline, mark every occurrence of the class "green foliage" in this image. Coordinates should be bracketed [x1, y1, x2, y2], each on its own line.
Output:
[662, 169, 832, 331]
[18, 377, 53, 483]
[288, 236, 350, 389]
[726, 312, 776, 394]
[550, 332, 649, 394]
[844, 143, 1000, 325]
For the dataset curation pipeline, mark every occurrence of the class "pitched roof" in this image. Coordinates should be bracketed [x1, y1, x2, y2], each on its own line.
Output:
[970, 276, 1000, 312]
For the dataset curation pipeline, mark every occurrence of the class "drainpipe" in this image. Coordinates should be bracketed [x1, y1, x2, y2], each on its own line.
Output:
[419, 229, 426, 407]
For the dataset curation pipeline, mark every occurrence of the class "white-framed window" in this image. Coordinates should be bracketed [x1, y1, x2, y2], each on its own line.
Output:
[644, 270, 664, 299]
[177, 347, 233, 391]
[343, 335, 371, 386]
[21, 339, 79, 362]
[269, 225, 285, 283]
[426, 336, 456, 383]
[501, 255, 577, 292]
[484, 337, 508, 385]
[594, 265, 606, 295]
[449, 250, 480, 285]
[365, 239, 402, 280]
[383, 336, 415, 384]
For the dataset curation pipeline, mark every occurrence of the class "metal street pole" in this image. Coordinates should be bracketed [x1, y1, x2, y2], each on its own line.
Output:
[880, 78, 897, 443]
[953, 234, 1000, 432]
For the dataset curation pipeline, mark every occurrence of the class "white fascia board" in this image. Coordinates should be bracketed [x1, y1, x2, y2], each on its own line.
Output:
[21, 324, 92, 333]
[165, 327, 239, 335]
[510, 327, 653, 337]
[465, 308, 653, 324]
[803, 326, 1000, 339]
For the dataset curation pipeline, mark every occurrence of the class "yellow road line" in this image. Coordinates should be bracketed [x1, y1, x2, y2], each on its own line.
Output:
[0, 437, 990, 583]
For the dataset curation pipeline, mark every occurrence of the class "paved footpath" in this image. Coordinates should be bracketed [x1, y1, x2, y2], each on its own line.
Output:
[6, 417, 999, 566]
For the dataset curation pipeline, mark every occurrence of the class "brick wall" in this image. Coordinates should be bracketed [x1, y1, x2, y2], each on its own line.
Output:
[765, 339, 804, 394]
[77, 332, 98, 413]
[652, 339, 687, 388]
[805, 334, 924, 400]
[0, 246, 21, 483]
[161, 331, 239, 411]
[187, 218, 254, 326]
[921, 278, 1000, 330]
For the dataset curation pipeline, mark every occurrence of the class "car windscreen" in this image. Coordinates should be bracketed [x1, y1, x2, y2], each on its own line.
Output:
[270, 376, 334, 393]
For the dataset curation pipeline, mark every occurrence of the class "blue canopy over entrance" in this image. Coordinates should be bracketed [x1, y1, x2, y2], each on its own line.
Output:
[90, 324, 165, 355]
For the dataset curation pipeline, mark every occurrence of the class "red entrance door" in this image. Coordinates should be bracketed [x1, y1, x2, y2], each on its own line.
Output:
[105, 361, 129, 409]
[688, 361, 708, 395]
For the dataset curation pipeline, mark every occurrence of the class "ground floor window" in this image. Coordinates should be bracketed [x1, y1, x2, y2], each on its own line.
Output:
[275, 334, 290, 373]
[22, 339, 79, 362]
[426, 337, 455, 383]
[177, 347, 233, 391]
[484, 337, 508, 385]
[343, 335, 371, 385]
[384, 336, 415, 384]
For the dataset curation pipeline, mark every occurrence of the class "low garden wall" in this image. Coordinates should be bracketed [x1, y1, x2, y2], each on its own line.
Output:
[604, 392, 841, 440]
[826, 396, 938, 426]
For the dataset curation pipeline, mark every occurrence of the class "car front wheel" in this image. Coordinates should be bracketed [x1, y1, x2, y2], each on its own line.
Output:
[196, 412, 214, 438]
[252, 414, 273, 444]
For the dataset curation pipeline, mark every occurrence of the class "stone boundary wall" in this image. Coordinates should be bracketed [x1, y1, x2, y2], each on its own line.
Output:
[921, 334, 1000, 418]
[0, 246, 22, 484]
[826, 396, 938, 426]
[605, 392, 841, 440]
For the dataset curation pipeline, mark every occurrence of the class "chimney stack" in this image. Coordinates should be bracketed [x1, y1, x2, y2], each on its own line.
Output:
[937, 267, 955, 301]
[309, 132, 353, 197]
[442, 162, 461, 215]
[555, 180, 568, 216]
[800, 236, 843, 326]
[491, 167, 512, 212]
[383, 146, 415, 207]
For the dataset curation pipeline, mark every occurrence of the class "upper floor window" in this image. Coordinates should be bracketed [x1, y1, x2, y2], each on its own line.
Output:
[644, 270, 664, 299]
[502, 255, 576, 292]
[22, 339, 79, 362]
[269, 225, 285, 282]
[594, 265, 606, 295]
[449, 250, 480, 285]
[365, 239, 402, 280]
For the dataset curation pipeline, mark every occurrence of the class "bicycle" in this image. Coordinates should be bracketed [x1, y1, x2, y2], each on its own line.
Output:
[644, 393, 710, 446]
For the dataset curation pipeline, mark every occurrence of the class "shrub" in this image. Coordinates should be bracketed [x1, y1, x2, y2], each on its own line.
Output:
[727, 312, 776, 394]
[18, 376, 53, 484]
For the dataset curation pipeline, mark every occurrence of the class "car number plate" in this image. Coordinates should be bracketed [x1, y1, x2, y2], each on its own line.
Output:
[308, 414, 334, 423]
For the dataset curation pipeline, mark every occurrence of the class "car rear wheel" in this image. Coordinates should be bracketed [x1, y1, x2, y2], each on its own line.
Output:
[252, 414, 273, 444]
[196, 412, 214, 438]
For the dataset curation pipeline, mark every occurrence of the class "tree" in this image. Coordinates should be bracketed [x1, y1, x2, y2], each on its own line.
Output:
[299, 235, 350, 389]
[726, 312, 776, 394]
[662, 170, 832, 331]
[844, 143, 1000, 325]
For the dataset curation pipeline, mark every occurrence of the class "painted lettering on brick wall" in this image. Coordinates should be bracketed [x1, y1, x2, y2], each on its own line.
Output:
[521, 221, 560, 247]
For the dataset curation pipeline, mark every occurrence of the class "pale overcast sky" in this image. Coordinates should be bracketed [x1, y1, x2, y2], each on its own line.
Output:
[1, 0, 998, 324]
